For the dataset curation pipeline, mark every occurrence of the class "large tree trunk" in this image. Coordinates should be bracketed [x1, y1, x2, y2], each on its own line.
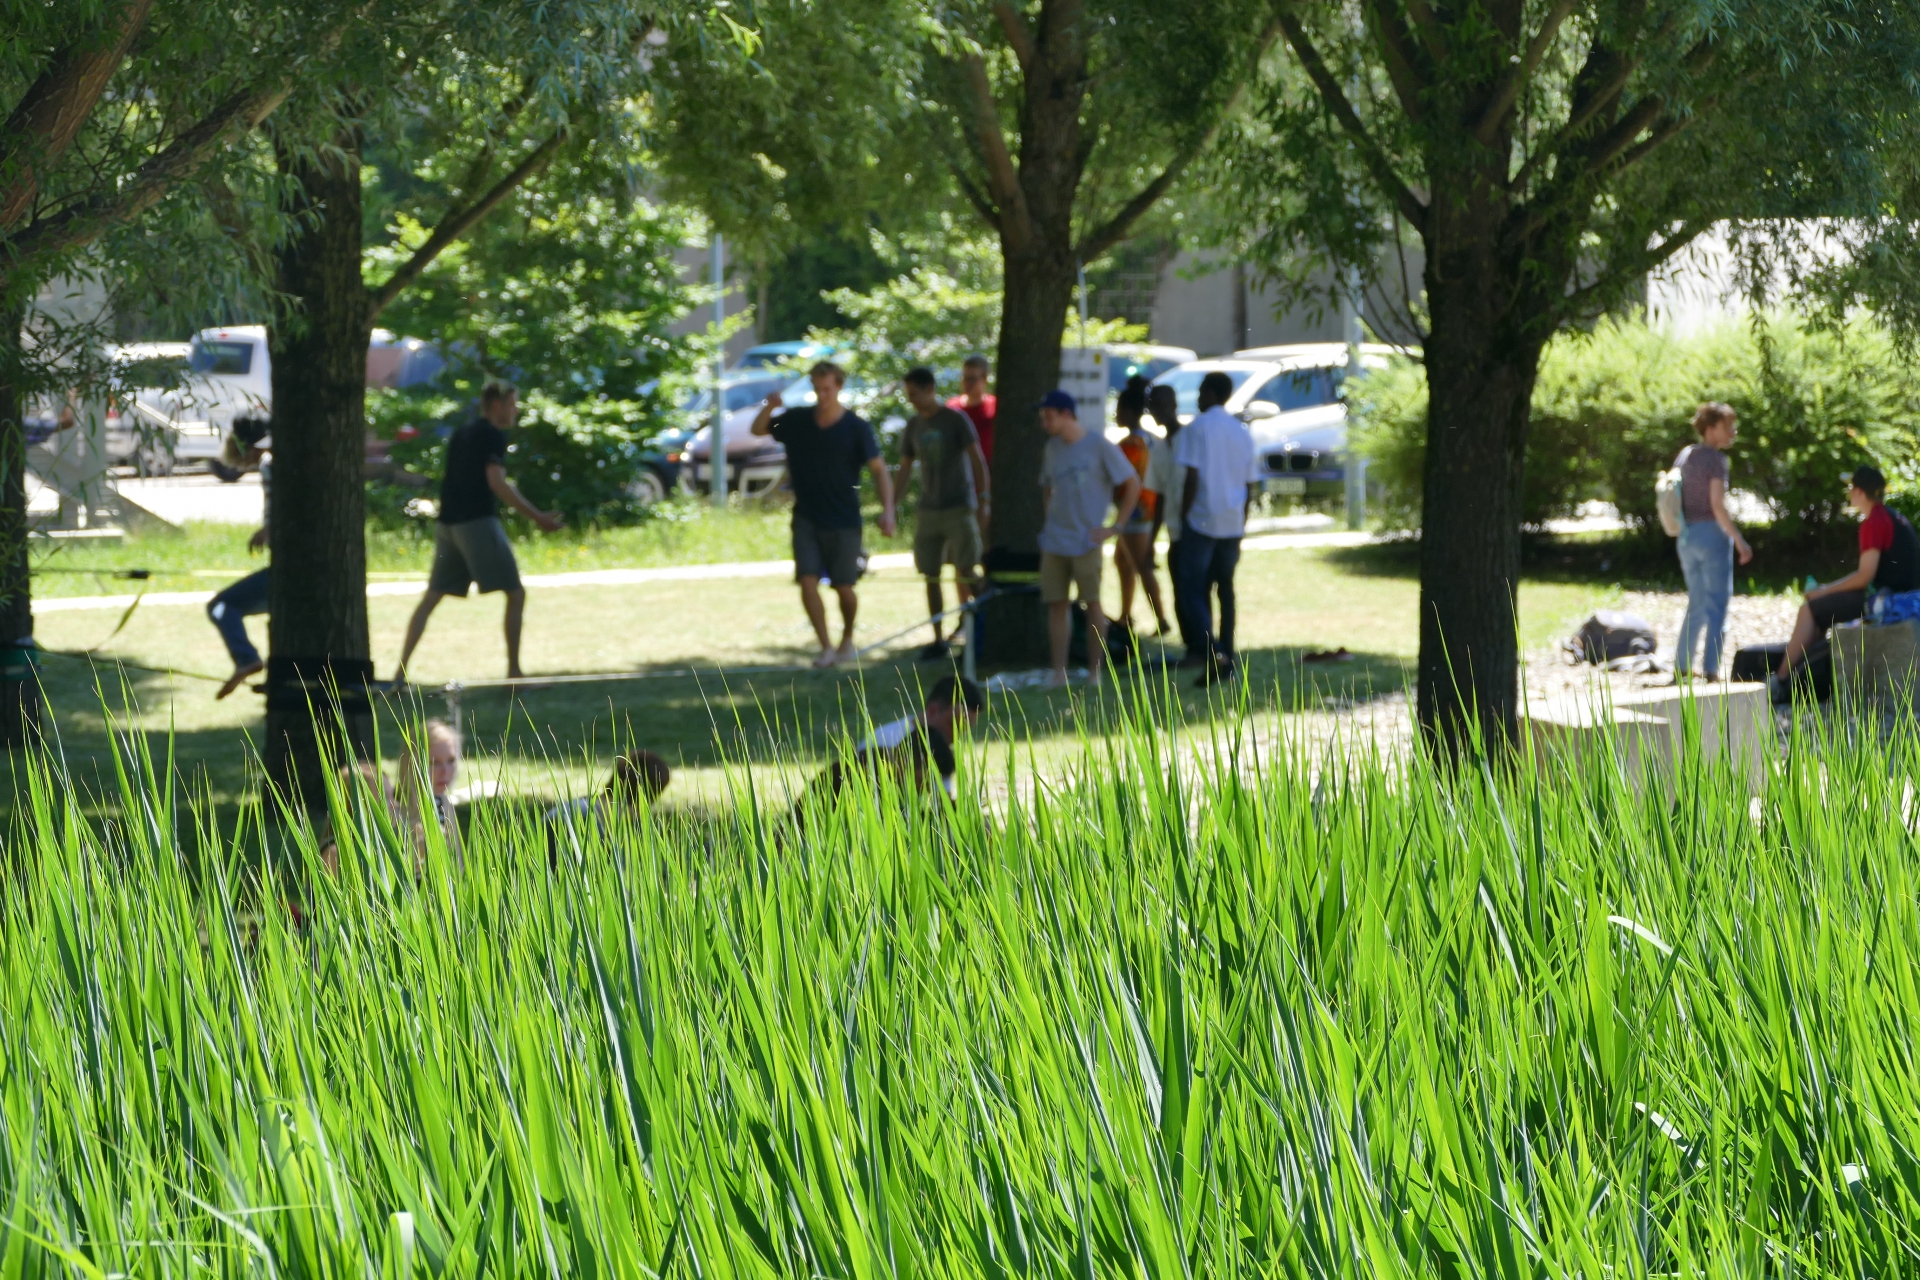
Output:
[987, 250, 1076, 555]
[1416, 210, 1547, 755]
[264, 127, 372, 806]
[0, 303, 39, 747]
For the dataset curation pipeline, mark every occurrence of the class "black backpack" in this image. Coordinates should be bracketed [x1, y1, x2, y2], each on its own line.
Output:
[1563, 611, 1657, 665]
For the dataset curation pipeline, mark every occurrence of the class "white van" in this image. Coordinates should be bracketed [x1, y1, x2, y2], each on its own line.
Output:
[126, 326, 445, 473]
[129, 325, 272, 467]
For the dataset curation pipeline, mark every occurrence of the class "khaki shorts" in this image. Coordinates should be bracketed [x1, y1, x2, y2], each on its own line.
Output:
[913, 507, 982, 581]
[1039, 549, 1103, 604]
[430, 517, 521, 595]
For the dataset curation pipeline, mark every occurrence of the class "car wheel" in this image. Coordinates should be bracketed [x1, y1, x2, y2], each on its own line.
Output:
[627, 468, 668, 507]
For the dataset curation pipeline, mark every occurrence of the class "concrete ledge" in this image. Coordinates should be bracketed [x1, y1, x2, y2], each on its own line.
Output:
[1832, 619, 1920, 704]
[1522, 681, 1768, 791]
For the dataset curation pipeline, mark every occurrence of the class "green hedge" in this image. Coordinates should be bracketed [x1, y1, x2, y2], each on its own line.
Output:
[1352, 314, 1920, 538]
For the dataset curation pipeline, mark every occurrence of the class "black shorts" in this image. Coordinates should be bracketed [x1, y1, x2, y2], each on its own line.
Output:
[1809, 588, 1866, 633]
[793, 514, 866, 585]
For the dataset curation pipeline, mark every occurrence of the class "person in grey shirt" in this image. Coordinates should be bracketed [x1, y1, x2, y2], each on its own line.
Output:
[1036, 390, 1140, 688]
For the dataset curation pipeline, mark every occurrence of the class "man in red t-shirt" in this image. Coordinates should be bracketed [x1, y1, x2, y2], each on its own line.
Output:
[1776, 463, 1920, 694]
[947, 354, 997, 465]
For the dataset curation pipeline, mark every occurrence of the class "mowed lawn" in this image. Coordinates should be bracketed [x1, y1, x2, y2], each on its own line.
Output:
[26, 539, 1608, 811]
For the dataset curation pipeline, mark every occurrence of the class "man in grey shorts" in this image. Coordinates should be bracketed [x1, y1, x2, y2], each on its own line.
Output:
[393, 379, 565, 681]
[751, 361, 896, 667]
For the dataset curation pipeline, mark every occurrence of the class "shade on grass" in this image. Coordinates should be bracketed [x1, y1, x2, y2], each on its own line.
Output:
[3, 689, 1918, 1275]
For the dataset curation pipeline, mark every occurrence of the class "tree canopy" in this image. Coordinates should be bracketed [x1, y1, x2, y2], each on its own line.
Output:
[1210, 0, 1920, 750]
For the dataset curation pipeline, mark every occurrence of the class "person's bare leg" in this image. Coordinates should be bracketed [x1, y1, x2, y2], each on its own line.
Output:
[925, 578, 946, 643]
[1115, 539, 1139, 626]
[834, 584, 860, 660]
[1131, 534, 1171, 633]
[798, 576, 834, 663]
[504, 588, 527, 679]
[1777, 603, 1820, 679]
[395, 591, 448, 681]
[1048, 600, 1071, 685]
[1085, 598, 1109, 685]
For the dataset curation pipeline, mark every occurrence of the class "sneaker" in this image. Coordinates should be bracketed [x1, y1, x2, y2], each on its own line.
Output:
[917, 639, 950, 661]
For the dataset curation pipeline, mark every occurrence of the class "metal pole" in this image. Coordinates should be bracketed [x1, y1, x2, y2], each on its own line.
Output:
[710, 232, 727, 509]
[1076, 261, 1089, 347]
[1341, 265, 1366, 531]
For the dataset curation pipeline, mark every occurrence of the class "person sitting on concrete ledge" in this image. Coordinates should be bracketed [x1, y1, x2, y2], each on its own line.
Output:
[1774, 463, 1920, 699]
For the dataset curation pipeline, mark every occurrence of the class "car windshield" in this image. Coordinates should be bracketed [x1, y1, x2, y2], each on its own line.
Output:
[188, 340, 253, 376]
[680, 379, 785, 415]
[1153, 367, 1254, 417]
[1108, 354, 1185, 393]
[1248, 366, 1342, 413]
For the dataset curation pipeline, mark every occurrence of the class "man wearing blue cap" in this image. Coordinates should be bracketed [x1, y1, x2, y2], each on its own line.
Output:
[1037, 389, 1140, 688]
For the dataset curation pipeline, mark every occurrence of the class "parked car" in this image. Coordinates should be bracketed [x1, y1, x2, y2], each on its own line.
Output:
[1151, 347, 1387, 499]
[1103, 343, 1196, 393]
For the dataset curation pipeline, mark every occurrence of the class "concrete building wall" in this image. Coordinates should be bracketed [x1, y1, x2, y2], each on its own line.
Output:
[1149, 247, 1427, 355]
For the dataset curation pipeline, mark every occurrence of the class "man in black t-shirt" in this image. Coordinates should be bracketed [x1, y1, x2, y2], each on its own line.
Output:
[750, 361, 896, 667]
[394, 379, 565, 682]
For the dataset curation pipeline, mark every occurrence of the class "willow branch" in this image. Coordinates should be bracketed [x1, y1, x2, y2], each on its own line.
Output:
[1276, 9, 1428, 233]
[366, 128, 567, 321]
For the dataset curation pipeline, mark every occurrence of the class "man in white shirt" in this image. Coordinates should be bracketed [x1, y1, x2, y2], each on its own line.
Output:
[1172, 371, 1256, 684]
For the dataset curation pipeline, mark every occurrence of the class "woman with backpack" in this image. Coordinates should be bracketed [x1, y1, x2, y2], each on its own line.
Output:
[1671, 401, 1753, 680]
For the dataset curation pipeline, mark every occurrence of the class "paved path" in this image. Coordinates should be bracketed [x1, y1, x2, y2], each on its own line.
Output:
[32, 530, 1389, 615]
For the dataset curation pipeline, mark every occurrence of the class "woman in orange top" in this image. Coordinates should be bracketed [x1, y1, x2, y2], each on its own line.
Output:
[1114, 379, 1173, 636]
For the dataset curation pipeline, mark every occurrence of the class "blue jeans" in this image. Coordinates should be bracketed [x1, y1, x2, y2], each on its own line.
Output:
[1172, 532, 1241, 662]
[207, 568, 269, 667]
[1676, 521, 1732, 676]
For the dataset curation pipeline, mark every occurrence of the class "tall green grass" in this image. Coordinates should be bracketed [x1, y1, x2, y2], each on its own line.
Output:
[5, 690, 1920, 1275]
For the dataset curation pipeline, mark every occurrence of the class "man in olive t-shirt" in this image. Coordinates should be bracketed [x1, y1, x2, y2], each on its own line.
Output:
[894, 366, 990, 660]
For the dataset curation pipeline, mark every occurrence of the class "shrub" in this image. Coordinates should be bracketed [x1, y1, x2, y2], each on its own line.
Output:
[1353, 313, 1920, 539]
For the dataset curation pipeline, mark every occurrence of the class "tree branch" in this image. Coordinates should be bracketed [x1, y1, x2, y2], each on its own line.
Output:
[1400, 0, 1449, 62]
[946, 159, 1002, 233]
[1473, 0, 1575, 146]
[958, 50, 1032, 252]
[993, 1, 1036, 73]
[1367, 0, 1428, 124]
[1076, 18, 1284, 261]
[365, 128, 568, 322]
[0, 0, 157, 231]
[1275, 9, 1428, 234]
[1560, 218, 1709, 315]
[6, 79, 293, 268]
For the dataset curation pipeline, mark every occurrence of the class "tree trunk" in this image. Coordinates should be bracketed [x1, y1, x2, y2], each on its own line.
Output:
[264, 127, 372, 805]
[1416, 226, 1546, 755]
[0, 303, 40, 747]
[987, 249, 1077, 555]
